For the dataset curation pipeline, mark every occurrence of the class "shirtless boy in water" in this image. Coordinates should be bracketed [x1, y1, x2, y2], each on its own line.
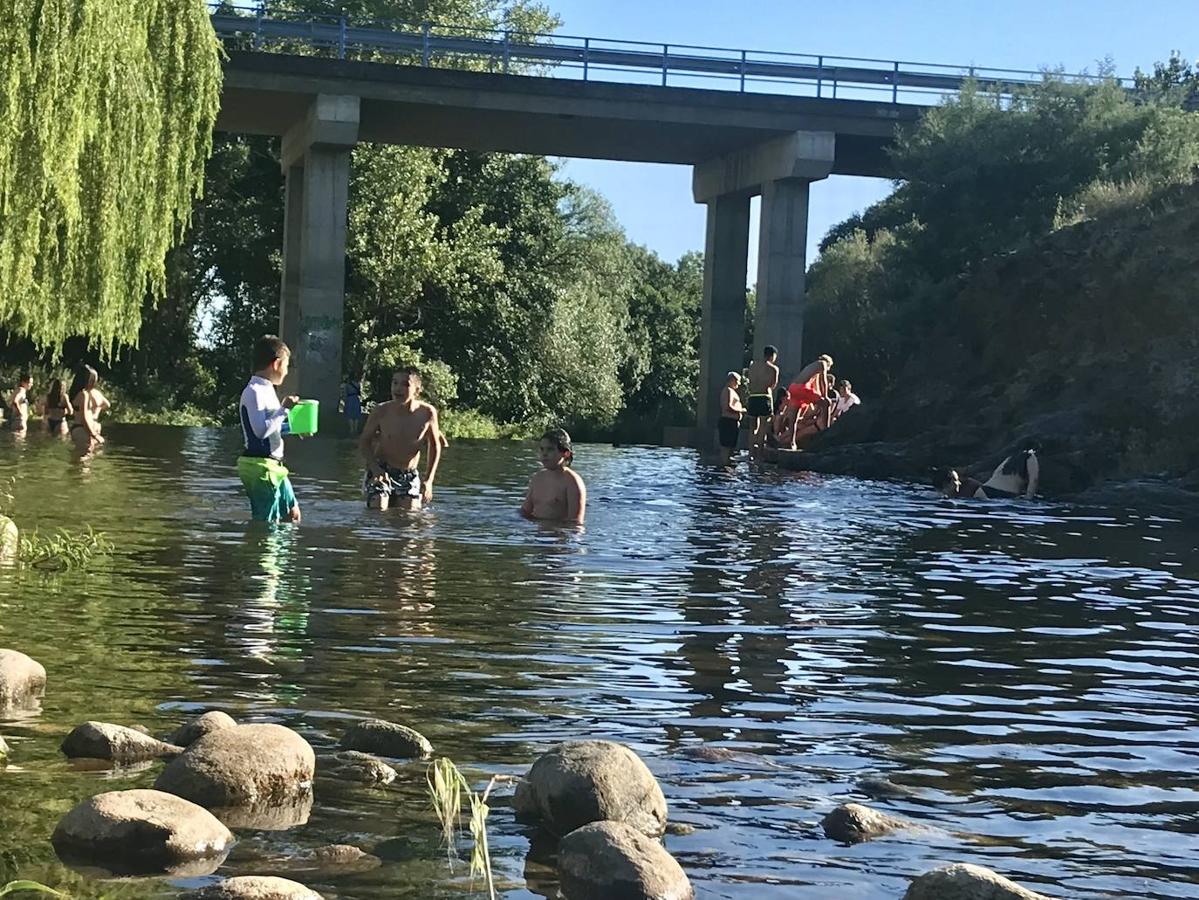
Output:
[521, 429, 586, 525]
[358, 367, 442, 510]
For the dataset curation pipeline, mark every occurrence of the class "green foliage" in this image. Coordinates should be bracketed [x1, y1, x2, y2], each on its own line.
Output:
[439, 408, 527, 440]
[807, 67, 1199, 393]
[0, 0, 222, 356]
[18, 527, 113, 572]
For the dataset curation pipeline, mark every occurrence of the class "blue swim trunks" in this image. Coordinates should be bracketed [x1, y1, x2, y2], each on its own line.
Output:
[237, 456, 297, 522]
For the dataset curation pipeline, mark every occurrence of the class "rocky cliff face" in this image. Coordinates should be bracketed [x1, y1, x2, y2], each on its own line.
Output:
[799, 182, 1199, 507]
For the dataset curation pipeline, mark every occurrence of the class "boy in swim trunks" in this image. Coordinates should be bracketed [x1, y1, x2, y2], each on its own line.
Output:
[358, 367, 442, 511]
[238, 335, 301, 523]
[745, 346, 780, 450]
[521, 428, 587, 524]
[717, 371, 744, 465]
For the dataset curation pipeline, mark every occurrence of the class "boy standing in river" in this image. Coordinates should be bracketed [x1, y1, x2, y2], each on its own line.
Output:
[238, 335, 301, 524]
[521, 428, 586, 524]
[358, 367, 442, 511]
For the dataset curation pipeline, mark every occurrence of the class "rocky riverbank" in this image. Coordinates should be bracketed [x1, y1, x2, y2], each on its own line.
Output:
[789, 181, 1199, 513]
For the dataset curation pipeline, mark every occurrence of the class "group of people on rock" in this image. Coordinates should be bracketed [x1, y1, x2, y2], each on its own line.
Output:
[4, 367, 112, 453]
[717, 346, 861, 464]
[238, 335, 586, 526]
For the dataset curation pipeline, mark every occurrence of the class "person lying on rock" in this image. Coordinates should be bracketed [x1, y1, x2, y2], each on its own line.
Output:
[521, 428, 586, 524]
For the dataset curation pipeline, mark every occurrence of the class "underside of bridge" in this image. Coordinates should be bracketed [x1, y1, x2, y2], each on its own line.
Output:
[217, 52, 916, 433]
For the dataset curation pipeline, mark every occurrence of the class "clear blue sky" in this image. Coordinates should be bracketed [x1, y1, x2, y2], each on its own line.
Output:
[545, 0, 1191, 280]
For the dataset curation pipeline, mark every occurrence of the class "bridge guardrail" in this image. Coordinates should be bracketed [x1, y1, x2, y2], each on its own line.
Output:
[207, 2, 1139, 106]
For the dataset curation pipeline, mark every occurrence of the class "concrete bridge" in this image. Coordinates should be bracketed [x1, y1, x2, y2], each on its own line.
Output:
[209, 8, 1114, 431]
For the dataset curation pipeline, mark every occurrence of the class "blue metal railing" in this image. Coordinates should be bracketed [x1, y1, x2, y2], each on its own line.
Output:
[207, 2, 1135, 106]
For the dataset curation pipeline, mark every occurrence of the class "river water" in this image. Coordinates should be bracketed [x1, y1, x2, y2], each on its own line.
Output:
[1, 425, 1197, 899]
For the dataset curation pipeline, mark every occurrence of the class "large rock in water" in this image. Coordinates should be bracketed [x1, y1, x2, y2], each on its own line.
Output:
[62, 721, 183, 762]
[558, 821, 693, 900]
[904, 863, 1054, 900]
[51, 789, 233, 875]
[155, 724, 314, 807]
[0, 648, 45, 707]
[338, 719, 432, 758]
[171, 711, 238, 747]
[822, 802, 914, 844]
[186, 876, 322, 900]
[513, 740, 667, 837]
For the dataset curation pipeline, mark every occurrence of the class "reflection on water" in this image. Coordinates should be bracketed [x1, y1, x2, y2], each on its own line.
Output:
[2, 424, 1198, 898]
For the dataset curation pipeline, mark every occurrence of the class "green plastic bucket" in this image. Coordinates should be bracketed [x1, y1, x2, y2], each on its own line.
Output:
[288, 400, 319, 436]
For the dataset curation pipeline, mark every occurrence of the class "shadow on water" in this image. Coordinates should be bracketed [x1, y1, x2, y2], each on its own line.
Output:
[1, 425, 1198, 898]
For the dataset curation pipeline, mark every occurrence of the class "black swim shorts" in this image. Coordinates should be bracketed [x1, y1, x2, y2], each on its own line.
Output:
[746, 393, 773, 418]
[717, 417, 740, 449]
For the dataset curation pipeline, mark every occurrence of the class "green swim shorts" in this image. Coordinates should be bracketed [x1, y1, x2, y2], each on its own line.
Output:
[237, 456, 297, 523]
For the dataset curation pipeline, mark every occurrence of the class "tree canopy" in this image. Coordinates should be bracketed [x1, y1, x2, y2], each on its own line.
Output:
[0, 0, 222, 356]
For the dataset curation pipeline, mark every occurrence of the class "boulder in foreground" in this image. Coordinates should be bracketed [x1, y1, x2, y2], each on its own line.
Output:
[338, 719, 432, 759]
[51, 788, 232, 875]
[0, 648, 46, 707]
[822, 802, 914, 844]
[61, 721, 182, 762]
[171, 710, 238, 747]
[155, 723, 314, 807]
[904, 863, 1054, 900]
[558, 820, 693, 900]
[514, 740, 667, 837]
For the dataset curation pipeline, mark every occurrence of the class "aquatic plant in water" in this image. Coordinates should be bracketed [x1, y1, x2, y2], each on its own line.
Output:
[17, 526, 113, 571]
[427, 758, 512, 899]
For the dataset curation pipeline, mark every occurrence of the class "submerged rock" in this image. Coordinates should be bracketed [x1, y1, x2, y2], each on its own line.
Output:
[293, 844, 381, 874]
[51, 788, 233, 875]
[558, 821, 693, 900]
[514, 740, 668, 837]
[904, 863, 1054, 900]
[155, 723, 314, 807]
[0, 648, 46, 707]
[855, 774, 924, 800]
[171, 711, 238, 747]
[186, 876, 322, 900]
[338, 719, 432, 759]
[822, 803, 914, 844]
[61, 721, 183, 762]
[328, 750, 397, 784]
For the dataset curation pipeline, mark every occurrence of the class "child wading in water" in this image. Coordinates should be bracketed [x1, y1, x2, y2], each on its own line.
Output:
[521, 428, 586, 525]
[358, 367, 442, 511]
[237, 335, 301, 523]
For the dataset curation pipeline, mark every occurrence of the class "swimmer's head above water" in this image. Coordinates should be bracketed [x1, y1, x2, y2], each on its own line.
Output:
[931, 467, 962, 497]
[539, 428, 574, 469]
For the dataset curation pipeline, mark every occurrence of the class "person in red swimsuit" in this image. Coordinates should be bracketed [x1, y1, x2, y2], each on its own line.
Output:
[786, 354, 834, 430]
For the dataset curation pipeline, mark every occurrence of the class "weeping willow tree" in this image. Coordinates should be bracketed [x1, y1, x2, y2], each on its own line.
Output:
[0, 0, 222, 355]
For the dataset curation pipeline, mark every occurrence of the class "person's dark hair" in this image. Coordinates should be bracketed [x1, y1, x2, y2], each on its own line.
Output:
[774, 387, 788, 406]
[763, 345, 778, 359]
[45, 378, 67, 410]
[252, 335, 290, 372]
[930, 467, 956, 491]
[542, 427, 574, 464]
[19, 372, 32, 385]
[395, 366, 423, 385]
[1001, 443, 1039, 480]
[68, 365, 98, 401]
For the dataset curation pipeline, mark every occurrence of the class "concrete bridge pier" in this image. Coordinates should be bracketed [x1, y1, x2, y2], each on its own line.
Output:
[690, 132, 836, 430]
[278, 94, 360, 412]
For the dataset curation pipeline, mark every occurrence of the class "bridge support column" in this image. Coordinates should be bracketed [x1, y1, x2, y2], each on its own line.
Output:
[696, 193, 752, 431]
[278, 94, 360, 414]
[693, 131, 835, 392]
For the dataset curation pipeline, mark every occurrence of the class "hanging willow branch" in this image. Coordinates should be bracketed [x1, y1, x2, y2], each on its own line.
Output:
[0, 0, 222, 356]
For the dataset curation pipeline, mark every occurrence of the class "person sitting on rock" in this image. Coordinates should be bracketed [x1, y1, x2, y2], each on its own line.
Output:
[831, 379, 861, 423]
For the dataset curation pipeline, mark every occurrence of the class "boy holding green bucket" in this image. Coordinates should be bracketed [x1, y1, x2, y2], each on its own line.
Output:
[237, 335, 305, 523]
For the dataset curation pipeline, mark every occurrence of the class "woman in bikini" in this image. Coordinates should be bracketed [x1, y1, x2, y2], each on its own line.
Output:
[43, 378, 73, 435]
[68, 365, 110, 453]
